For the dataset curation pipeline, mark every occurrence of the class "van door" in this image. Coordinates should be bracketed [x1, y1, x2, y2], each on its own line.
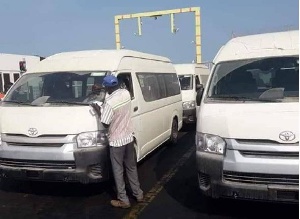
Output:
[117, 72, 141, 157]
[135, 72, 165, 159]
[195, 75, 201, 116]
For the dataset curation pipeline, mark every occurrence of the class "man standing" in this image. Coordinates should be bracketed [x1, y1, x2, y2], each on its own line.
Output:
[100, 75, 143, 209]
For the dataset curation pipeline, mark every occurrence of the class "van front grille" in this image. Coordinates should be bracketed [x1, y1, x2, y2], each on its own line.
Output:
[0, 158, 76, 169]
[7, 142, 64, 147]
[239, 150, 299, 159]
[223, 171, 299, 186]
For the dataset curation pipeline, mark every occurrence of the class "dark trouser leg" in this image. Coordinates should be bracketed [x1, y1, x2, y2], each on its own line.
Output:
[110, 146, 130, 204]
[124, 142, 143, 199]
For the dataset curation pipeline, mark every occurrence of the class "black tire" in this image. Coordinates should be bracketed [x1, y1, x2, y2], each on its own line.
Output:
[169, 118, 178, 145]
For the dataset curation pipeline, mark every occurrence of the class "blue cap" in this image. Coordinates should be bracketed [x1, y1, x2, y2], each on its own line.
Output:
[102, 75, 118, 87]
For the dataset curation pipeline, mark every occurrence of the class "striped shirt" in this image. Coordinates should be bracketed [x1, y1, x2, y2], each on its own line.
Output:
[101, 89, 134, 147]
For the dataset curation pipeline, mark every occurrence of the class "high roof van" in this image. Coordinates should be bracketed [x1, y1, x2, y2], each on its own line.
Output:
[196, 30, 299, 202]
[0, 49, 182, 183]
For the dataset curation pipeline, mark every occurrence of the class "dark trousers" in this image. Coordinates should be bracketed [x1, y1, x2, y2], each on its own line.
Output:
[110, 142, 143, 204]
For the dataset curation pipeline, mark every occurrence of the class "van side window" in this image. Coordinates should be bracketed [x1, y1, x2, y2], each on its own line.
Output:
[3, 73, 10, 85]
[137, 73, 160, 102]
[14, 73, 20, 82]
[118, 73, 134, 99]
[164, 73, 181, 96]
[137, 73, 180, 101]
[157, 74, 167, 98]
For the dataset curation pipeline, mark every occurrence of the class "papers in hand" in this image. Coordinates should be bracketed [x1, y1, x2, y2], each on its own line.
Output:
[90, 101, 103, 116]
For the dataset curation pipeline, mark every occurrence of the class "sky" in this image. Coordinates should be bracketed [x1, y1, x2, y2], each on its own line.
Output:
[0, 0, 298, 63]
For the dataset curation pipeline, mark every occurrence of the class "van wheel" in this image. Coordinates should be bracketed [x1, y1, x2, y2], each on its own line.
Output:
[169, 118, 178, 145]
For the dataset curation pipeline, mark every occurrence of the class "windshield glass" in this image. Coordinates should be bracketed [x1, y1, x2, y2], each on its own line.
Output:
[179, 75, 193, 90]
[4, 71, 108, 105]
[207, 56, 299, 102]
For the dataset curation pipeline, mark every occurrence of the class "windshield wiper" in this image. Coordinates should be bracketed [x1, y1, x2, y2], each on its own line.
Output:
[2, 100, 40, 106]
[46, 100, 90, 106]
[208, 95, 280, 102]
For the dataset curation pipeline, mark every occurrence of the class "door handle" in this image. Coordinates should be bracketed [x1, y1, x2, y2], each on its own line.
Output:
[134, 106, 138, 112]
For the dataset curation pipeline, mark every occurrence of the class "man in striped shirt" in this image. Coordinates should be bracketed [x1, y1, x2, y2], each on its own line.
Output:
[101, 75, 143, 209]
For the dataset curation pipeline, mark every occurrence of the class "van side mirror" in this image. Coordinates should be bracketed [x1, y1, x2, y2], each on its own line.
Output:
[196, 84, 203, 91]
[196, 87, 204, 106]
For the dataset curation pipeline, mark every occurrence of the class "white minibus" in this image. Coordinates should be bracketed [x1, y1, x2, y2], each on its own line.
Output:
[0, 50, 182, 183]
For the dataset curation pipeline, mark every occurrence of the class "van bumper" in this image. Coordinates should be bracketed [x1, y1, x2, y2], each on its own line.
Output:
[0, 146, 110, 184]
[196, 151, 299, 203]
[183, 108, 196, 124]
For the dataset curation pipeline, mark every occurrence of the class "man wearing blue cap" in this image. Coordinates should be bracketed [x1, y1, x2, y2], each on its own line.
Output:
[101, 75, 143, 208]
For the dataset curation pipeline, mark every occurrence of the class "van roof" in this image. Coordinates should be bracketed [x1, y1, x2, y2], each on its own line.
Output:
[29, 49, 171, 73]
[174, 63, 209, 75]
[214, 30, 299, 63]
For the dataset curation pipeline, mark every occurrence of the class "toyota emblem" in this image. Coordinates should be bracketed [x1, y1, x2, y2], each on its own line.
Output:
[28, 128, 38, 137]
[279, 131, 295, 142]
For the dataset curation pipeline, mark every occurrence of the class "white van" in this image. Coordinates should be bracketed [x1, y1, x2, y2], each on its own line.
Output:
[196, 30, 299, 202]
[175, 64, 210, 124]
[0, 53, 42, 95]
[0, 50, 182, 183]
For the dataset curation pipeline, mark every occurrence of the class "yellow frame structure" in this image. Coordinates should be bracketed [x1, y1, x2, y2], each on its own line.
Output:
[114, 7, 202, 63]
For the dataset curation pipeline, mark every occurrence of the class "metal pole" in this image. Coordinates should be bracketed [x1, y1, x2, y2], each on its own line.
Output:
[195, 8, 201, 63]
[115, 16, 121, 50]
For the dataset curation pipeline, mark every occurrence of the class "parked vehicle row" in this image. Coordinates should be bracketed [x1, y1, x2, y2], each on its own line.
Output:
[0, 30, 298, 204]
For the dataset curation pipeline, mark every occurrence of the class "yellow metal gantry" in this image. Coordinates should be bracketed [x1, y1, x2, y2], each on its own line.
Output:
[114, 7, 202, 63]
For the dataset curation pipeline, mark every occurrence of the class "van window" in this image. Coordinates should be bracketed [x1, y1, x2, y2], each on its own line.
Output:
[3, 73, 10, 85]
[207, 56, 299, 102]
[164, 73, 181, 96]
[137, 73, 160, 101]
[157, 74, 167, 98]
[178, 75, 193, 90]
[118, 73, 134, 99]
[13, 73, 20, 82]
[137, 73, 180, 102]
[72, 81, 83, 98]
[200, 75, 209, 86]
[4, 71, 108, 105]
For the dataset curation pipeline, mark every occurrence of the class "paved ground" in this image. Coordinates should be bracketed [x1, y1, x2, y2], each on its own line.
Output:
[0, 128, 298, 219]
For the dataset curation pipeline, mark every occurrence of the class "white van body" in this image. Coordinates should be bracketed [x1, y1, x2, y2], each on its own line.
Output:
[0, 50, 182, 183]
[196, 30, 299, 202]
[175, 64, 209, 124]
[0, 53, 41, 93]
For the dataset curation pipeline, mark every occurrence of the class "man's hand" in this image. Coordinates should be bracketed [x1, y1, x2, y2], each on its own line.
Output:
[90, 101, 102, 116]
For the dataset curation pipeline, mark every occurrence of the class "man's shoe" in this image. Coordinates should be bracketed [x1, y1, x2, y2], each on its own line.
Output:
[137, 196, 144, 203]
[110, 200, 131, 209]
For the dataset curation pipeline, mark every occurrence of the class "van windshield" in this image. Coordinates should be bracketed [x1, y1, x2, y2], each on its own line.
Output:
[207, 56, 299, 102]
[179, 75, 193, 90]
[3, 71, 108, 105]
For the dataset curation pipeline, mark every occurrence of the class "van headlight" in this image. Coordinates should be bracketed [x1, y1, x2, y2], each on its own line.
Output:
[196, 132, 226, 154]
[77, 131, 108, 148]
[182, 100, 196, 110]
